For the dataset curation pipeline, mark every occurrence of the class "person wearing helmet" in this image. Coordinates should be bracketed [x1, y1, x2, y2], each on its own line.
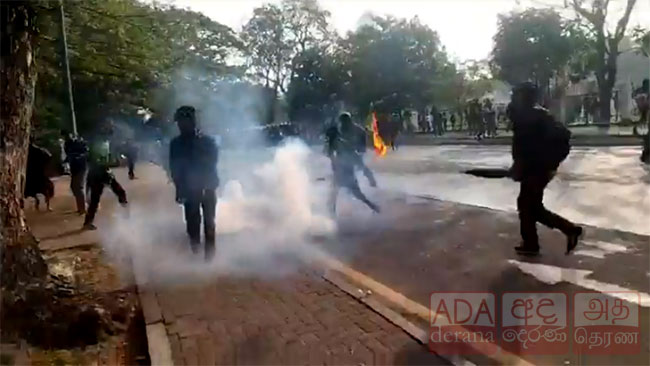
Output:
[169, 106, 219, 260]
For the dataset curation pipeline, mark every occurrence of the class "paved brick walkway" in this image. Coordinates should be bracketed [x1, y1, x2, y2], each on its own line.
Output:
[150, 268, 447, 365]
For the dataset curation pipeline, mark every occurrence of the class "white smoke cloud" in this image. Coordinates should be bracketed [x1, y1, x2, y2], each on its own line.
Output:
[103, 140, 336, 284]
[99, 65, 339, 283]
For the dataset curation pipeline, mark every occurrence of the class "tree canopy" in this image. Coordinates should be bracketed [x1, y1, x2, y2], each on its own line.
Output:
[34, 0, 644, 143]
[286, 14, 460, 124]
[566, 0, 639, 123]
[491, 8, 574, 92]
[34, 0, 243, 144]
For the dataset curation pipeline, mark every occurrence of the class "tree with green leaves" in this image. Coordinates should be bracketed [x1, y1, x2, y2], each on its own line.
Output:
[34, 0, 242, 146]
[567, 0, 638, 124]
[286, 45, 348, 125]
[1, 0, 118, 348]
[341, 15, 450, 117]
[491, 8, 573, 98]
[241, 0, 331, 124]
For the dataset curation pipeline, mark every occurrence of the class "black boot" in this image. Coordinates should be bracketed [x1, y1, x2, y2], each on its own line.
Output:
[515, 244, 540, 256]
[566, 226, 584, 255]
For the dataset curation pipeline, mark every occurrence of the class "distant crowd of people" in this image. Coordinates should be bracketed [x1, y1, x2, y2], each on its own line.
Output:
[419, 98, 505, 140]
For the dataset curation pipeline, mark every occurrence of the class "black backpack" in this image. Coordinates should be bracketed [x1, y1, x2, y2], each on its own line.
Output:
[540, 109, 571, 169]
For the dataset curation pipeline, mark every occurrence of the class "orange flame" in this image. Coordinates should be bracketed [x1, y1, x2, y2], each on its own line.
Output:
[370, 112, 387, 157]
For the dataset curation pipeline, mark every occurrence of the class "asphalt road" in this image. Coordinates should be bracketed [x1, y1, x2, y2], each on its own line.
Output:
[365, 145, 650, 236]
[320, 145, 649, 365]
[75, 143, 649, 365]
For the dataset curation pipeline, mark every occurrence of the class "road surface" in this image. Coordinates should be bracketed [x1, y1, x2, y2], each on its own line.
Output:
[366, 145, 649, 236]
[321, 145, 649, 365]
[74, 143, 648, 365]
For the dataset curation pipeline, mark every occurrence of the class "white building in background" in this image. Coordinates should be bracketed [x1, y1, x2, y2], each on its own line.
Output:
[616, 37, 649, 119]
[563, 37, 649, 123]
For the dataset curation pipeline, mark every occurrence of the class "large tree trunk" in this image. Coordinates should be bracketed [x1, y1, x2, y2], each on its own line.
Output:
[1, 1, 48, 289]
[596, 68, 612, 125]
[2, 3, 110, 347]
[593, 30, 610, 125]
[598, 38, 620, 125]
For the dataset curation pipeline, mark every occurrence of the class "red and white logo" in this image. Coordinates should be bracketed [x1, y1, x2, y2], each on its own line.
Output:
[573, 292, 640, 355]
[429, 292, 497, 355]
[501, 292, 569, 354]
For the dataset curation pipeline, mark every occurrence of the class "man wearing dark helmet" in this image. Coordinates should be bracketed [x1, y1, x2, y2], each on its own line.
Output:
[169, 106, 220, 261]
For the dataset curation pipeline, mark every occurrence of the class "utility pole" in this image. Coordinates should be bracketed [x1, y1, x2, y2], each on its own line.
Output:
[59, 0, 77, 136]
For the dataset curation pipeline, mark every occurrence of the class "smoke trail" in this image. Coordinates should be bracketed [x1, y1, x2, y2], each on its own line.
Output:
[100, 67, 338, 284]
[105, 140, 335, 284]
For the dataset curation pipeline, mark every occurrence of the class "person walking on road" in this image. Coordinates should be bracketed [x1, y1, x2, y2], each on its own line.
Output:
[62, 129, 89, 214]
[508, 82, 583, 256]
[326, 112, 380, 215]
[169, 106, 219, 261]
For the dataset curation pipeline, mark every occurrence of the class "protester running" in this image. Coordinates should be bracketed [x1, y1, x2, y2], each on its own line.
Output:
[508, 82, 583, 256]
[326, 112, 380, 215]
[82, 137, 128, 230]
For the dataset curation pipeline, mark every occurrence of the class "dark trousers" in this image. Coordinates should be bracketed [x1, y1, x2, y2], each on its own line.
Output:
[487, 119, 497, 137]
[352, 154, 377, 187]
[84, 177, 127, 225]
[517, 173, 576, 248]
[329, 160, 378, 214]
[127, 157, 135, 179]
[70, 168, 86, 213]
[641, 131, 649, 164]
[183, 189, 217, 251]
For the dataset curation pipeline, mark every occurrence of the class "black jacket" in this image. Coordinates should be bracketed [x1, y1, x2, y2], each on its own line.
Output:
[64, 137, 88, 173]
[169, 133, 219, 196]
[511, 106, 555, 173]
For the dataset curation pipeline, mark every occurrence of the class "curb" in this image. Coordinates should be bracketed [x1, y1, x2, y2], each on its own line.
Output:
[132, 254, 174, 366]
[321, 270, 474, 366]
[134, 246, 531, 366]
[311, 248, 534, 366]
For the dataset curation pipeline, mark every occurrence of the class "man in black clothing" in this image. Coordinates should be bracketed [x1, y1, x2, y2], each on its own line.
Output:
[122, 139, 138, 179]
[83, 163, 128, 230]
[169, 106, 219, 260]
[633, 79, 649, 163]
[483, 99, 497, 138]
[62, 129, 88, 214]
[24, 142, 54, 211]
[326, 113, 380, 215]
[509, 82, 583, 256]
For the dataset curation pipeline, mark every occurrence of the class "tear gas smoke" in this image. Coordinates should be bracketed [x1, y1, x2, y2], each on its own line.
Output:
[99, 67, 338, 284]
[102, 139, 337, 284]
